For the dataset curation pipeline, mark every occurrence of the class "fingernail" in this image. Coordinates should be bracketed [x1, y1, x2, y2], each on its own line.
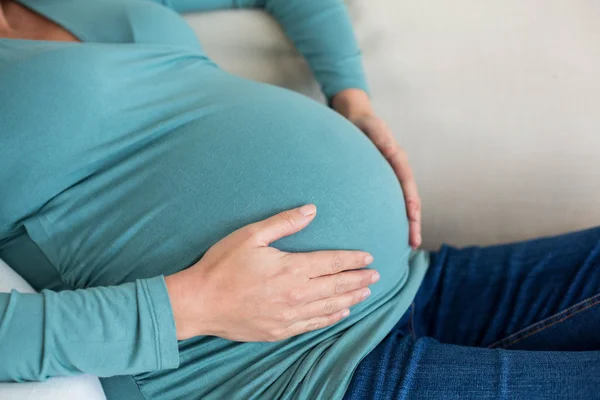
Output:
[371, 271, 380, 283]
[341, 309, 350, 318]
[362, 288, 371, 299]
[417, 234, 422, 244]
[364, 255, 374, 264]
[299, 204, 317, 216]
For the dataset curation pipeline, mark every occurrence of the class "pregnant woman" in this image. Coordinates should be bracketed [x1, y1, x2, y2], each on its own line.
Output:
[1, 1, 600, 399]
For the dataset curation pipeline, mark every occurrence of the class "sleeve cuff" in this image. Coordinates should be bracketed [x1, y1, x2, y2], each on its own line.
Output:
[140, 276, 180, 370]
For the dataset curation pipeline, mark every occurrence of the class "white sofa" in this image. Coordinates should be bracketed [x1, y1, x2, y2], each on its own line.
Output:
[2, 1, 599, 398]
[0, 259, 107, 400]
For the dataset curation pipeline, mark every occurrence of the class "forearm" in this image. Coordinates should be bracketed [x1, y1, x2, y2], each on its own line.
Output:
[261, 0, 369, 99]
[153, 0, 369, 100]
[0, 276, 178, 382]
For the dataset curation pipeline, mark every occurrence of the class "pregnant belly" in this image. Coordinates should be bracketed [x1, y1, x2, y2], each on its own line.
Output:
[20, 80, 413, 398]
[26, 80, 410, 318]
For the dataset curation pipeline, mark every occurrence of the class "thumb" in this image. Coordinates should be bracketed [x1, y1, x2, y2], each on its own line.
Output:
[248, 204, 317, 247]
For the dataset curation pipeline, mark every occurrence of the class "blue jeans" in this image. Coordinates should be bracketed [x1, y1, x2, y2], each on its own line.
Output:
[343, 226, 600, 399]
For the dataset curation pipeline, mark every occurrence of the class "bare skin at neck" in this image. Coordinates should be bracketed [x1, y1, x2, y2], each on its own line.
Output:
[0, 0, 79, 42]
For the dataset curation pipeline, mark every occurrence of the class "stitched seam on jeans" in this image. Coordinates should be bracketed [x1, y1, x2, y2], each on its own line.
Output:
[487, 292, 600, 348]
[488, 294, 600, 349]
[500, 298, 600, 349]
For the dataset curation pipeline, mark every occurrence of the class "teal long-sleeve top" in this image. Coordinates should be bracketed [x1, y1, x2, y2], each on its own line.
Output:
[0, 1, 430, 399]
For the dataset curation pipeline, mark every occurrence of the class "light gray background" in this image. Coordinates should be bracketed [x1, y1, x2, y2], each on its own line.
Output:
[184, 0, 600, 250]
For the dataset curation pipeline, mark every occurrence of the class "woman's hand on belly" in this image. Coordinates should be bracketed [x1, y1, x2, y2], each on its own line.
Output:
[164, 204, 379, 342]
[333, 89, 423, 249]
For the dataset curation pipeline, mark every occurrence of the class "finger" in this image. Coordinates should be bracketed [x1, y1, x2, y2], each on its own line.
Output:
[287, 250, 374, 279]
[404, 194, 422, 249]
[403, 192, 422, 248]
[298, 287, 370, 321]
[363, 123, 421, 218]
[386, 148, 422, 248]
[386, 145, 415, 191]
[246, 204, 317, 247]
[362, 120, 396, 157]
[304, 269, 379, 303]
[360, 119, 423, 248]
[282, 308, 351, 339]
[407, 197, 422, 248]
[368, 127, 417, 200]
[409, 217, 421, 249]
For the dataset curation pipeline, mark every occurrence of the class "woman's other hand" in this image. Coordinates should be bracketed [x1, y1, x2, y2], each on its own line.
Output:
[164, 204, 378, 342]
[333, 89, 422, 249]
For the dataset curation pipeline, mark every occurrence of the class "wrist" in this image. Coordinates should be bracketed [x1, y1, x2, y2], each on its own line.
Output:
[164, 272, 204, 340]
[331, 88, 374, 121]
